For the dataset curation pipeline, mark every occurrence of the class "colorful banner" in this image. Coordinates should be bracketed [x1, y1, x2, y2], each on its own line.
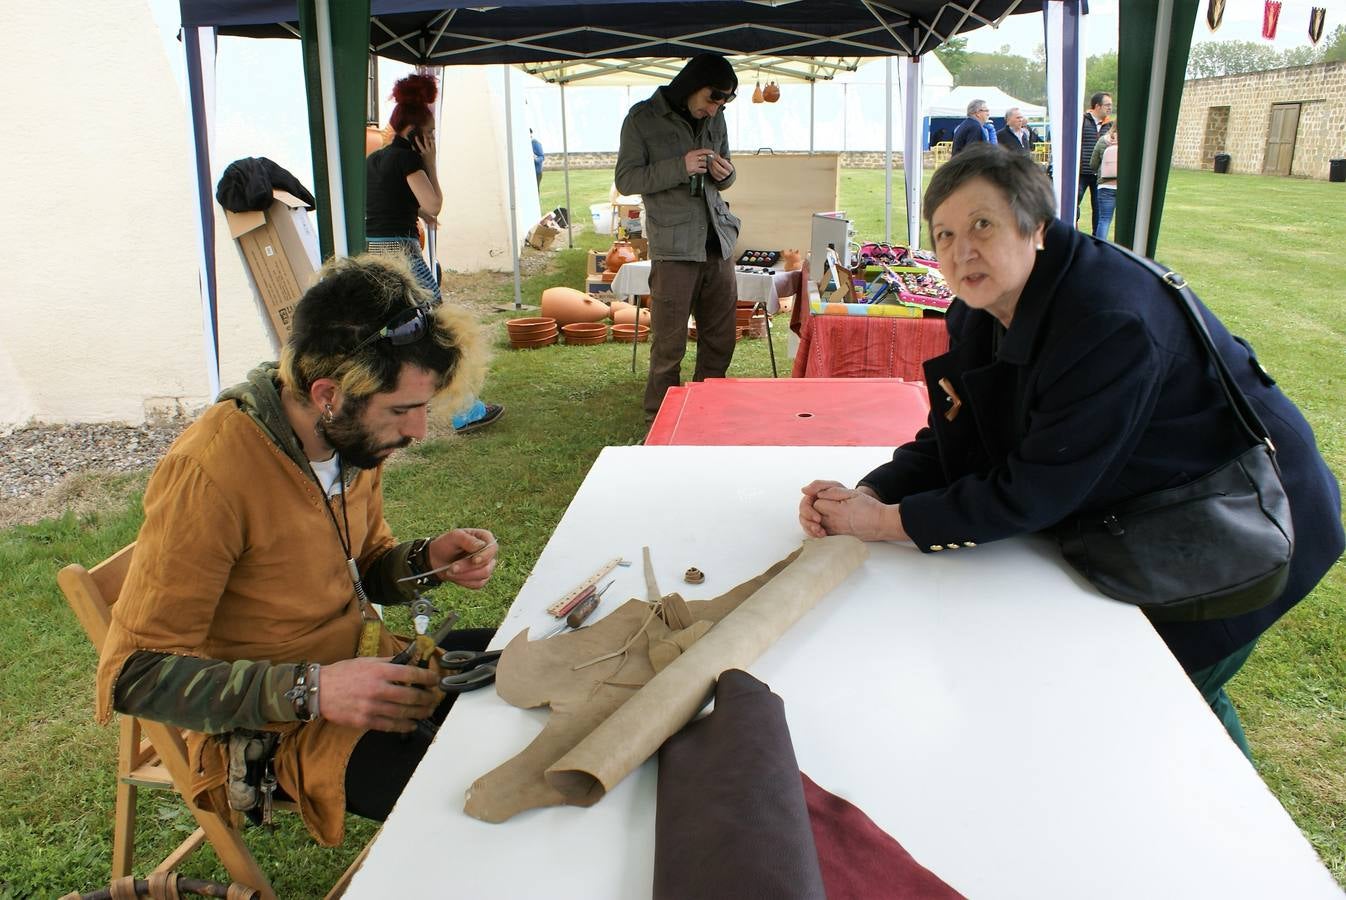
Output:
[1309, 7, 1327, 44]
[1207, 0, 1225, 31]
[1263, 1, 1282, 40]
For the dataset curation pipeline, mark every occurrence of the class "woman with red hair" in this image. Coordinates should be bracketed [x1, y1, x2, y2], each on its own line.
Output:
[367, 73, 503, 433]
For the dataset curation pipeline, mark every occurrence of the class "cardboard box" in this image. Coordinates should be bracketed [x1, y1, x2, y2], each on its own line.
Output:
[224, 190, 320, 344]
[526, 214, 564, 251]
[585, 276, 613, 296]
[585, 250, 607, 276]
[615, 203, 643, 239]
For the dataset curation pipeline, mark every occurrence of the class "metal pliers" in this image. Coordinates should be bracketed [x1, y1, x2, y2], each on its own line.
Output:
[439, 649, 503, 693]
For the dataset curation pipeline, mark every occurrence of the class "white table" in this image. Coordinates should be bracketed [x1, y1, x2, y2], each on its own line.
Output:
[610, 259, 793, 314]
[347, 446, 1339, 899]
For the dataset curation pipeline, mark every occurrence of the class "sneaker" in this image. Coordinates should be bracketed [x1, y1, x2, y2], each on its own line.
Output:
[454, 403, 505, 434]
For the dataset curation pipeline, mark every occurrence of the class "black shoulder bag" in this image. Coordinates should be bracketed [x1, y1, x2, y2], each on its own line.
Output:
[1055, 252, 1294, 623]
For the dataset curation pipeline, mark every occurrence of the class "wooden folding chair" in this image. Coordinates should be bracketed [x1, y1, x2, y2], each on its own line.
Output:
[59, 545, 371, 900]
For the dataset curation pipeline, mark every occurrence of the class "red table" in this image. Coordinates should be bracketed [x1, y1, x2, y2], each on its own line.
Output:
[646, 377, 930, 446]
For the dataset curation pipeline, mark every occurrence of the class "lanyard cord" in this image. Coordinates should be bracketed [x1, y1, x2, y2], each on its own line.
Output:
[308, 452, 375, 613]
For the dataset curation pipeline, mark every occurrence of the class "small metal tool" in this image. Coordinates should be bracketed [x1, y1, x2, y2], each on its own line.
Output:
[395, 539, 499, 583]
[542, 580, 614, 639]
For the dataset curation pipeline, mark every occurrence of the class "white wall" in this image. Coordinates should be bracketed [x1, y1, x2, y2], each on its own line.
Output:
[434, 65, 540, 274]
[0, 1, 229, 426]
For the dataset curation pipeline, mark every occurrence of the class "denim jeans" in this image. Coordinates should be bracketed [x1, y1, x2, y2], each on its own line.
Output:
[1095, 187, 1117, 240]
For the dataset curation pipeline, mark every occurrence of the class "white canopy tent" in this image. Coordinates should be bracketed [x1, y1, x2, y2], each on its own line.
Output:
[925, 84, 1046, 118]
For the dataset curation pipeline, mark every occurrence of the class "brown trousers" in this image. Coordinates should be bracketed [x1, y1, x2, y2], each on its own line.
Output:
[645, 254, 738, 416]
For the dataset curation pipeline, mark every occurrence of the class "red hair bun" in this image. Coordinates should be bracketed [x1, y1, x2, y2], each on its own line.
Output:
[392, 73, 438, 106]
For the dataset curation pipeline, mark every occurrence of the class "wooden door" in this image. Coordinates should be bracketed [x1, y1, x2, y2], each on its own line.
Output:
[1263, 103, 1300, 176]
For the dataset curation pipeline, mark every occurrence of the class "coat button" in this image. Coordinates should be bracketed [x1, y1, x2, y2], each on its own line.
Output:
[929, 544, 943, 552]
[945, 543, 961, 550]
[963, 541, 977, 548]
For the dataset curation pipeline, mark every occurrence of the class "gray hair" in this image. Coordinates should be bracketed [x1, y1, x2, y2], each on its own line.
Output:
[967, 98, 988, 116]
[925, 143, 1056, 238]
[1004, 107, 1020, 121]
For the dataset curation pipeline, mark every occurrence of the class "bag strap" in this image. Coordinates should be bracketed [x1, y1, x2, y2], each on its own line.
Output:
[1106, 241, 1275, 452]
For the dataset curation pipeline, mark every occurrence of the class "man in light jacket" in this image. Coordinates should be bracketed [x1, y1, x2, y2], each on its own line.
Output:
[615, 54, 742, 419]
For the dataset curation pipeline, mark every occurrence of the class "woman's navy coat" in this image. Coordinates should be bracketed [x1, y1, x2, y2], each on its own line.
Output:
[861, 218, 1343, 671]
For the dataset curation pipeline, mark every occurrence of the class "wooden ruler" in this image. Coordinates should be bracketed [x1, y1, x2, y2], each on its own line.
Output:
[546, 558, 623, 617]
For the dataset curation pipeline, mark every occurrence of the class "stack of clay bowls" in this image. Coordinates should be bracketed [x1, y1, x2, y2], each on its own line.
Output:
[612, 323, 650, 343]
[561, 322, 608, 346]
[507, 316, 558, 350]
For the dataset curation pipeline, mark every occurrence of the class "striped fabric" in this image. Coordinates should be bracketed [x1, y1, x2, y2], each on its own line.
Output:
[367, 236, 441, 302]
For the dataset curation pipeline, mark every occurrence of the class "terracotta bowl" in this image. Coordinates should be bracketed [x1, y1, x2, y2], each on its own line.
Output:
[562, 322, 608, 338]
[612, 323, 650, 343]
[506, 316, 558, 338]
[563, 334, 607, 346]
[735, 326, 747, 341]
[511, 333, 558, 350]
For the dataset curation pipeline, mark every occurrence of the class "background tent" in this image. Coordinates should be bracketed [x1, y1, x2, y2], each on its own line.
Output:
[924, 85, 1047, 118]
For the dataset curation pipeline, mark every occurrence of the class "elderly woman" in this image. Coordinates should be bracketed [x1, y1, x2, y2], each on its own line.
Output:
[799, 144, 1342, 756]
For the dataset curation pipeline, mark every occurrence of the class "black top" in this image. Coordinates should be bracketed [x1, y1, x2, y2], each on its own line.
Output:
[366, 136, 424, 238]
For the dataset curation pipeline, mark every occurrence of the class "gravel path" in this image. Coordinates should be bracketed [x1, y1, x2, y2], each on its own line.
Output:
[0, 422, 186, 527]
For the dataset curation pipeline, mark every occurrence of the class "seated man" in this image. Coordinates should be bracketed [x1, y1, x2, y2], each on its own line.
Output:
[96, 254, 498, 847]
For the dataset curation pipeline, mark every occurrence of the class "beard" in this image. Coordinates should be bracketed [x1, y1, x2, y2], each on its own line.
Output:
[318, 404, 411, 470]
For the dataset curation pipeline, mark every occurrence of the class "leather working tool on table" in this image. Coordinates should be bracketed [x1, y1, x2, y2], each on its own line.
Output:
[440, 649, 504, 693]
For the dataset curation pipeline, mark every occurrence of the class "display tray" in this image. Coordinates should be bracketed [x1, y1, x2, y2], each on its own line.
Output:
[736, 249, 781, 267]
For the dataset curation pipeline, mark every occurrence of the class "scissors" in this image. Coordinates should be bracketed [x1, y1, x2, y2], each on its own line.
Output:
[439, 648, 503, 693]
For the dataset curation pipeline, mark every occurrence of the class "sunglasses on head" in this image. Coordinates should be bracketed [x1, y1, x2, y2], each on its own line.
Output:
[708, 88, 736, 104]
[346, 304, 433, 357]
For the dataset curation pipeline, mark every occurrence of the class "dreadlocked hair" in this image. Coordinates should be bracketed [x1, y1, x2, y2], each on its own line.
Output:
[280, 254, 488, 414]
[389, 73, 437, 132]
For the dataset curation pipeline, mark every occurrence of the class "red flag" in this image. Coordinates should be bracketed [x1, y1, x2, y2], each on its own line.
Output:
[1263, 0, 1282, 40]
[1309, 7, 1326, 45]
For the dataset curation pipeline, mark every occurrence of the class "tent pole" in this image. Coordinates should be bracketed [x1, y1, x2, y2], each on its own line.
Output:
[503, 65, 523, 309]
[903, 56, 922, 249]
[561, 80, 574, 249]
[1044, 1, 1084, 229]
[1133, 0, 1173, 255]
[184, 26, 221, 398]
[809, 80, 815, 154]
[314, 0, 348, 256]
[884, 57, 893, 245]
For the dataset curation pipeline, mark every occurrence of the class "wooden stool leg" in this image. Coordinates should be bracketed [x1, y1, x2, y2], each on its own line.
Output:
[111, 717, 138, 879]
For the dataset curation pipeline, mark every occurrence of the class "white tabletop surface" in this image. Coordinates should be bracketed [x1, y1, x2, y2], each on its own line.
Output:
[611, 259, 788, 313]
[347, 446, 1339, 899]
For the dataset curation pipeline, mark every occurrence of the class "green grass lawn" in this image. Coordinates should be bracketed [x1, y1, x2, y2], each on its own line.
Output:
[1, 167, 1341, 896]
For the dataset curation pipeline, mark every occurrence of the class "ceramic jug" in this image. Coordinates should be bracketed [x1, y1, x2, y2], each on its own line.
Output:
[542, 287, 610, 326]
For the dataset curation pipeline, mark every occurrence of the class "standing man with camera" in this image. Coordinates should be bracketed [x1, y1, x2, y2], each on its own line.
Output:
[615, 54, 742, 420]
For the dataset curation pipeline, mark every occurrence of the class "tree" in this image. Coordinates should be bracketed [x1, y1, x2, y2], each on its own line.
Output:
[1086, 52, 1118, 103]
[934, 36, 969, 79]
[1322, 25, 1346, 63]
[953, 46, 1047, 105]
[1186, 40, 1325, 78]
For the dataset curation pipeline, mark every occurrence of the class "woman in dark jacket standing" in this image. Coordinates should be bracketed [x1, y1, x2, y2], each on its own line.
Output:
[799, 144, 1343, 757]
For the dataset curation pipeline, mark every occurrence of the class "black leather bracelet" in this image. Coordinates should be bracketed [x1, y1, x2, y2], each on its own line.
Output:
[404, 537, 440, 588]
[285, 661, 312, 721]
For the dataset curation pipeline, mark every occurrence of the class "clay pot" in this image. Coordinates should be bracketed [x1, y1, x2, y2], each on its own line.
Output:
[612, 323, 650, 343]
[763, 82, 780, 103]
[734, 303, 755, 328]
[562, 322, 608, 345]
[600, 271, 617, 283]
[604, 240, 640, 274]
[610, 302, 651, 326]
[506, 316, 558, 339]
[752, 82, 764, 104]
[781, 249, 803, 271]
[541, 287, 609, 326]
[748, 313, 767, 338]
[735, 326, 748, 341]
[512, 333, 558, 350]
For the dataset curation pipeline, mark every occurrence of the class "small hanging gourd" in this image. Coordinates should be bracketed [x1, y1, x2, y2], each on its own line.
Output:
[752, 81, 764, 103]
[763, 81, 780, 103]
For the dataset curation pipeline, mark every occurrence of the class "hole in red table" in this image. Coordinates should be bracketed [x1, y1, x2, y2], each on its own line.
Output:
[796, 412, 814, 418]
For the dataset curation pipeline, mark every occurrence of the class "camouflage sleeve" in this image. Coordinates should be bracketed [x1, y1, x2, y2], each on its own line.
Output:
[360, 540, 422, 606]
[112, 650, 300, 734]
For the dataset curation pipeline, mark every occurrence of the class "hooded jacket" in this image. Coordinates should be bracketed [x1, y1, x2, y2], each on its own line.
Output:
[96, 364, 425, 845]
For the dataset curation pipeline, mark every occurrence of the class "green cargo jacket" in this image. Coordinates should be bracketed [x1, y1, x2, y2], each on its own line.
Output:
[614, 86, 741, 262]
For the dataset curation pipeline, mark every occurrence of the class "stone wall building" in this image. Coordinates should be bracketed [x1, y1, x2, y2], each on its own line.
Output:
[1173, 60, 1346, 179]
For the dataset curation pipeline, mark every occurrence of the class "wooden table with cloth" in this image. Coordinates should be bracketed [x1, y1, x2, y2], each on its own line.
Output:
[789, 294, 950, 382]
[343, 446, 1340, 899]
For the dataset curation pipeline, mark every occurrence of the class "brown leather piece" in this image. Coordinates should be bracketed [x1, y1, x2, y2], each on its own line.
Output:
[654, 669, 826, 900]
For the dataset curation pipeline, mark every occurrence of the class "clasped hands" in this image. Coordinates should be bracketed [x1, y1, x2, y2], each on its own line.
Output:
[683, 148, 733, 181]
[798, 481, 908, 543]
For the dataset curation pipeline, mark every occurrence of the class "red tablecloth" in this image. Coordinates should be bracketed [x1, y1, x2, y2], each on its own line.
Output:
[791, 311, 950, 382]
[646, 377, 930, 446]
